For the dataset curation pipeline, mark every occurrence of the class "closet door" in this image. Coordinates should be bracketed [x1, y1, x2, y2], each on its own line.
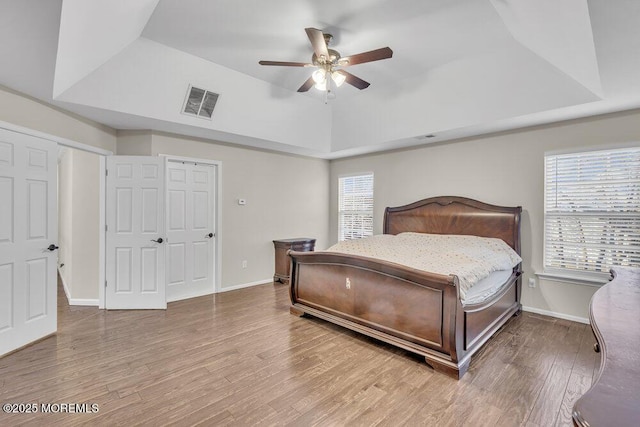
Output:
[105, 156, 166, 309]
[166, 161, 216, 302]
[0, 128, 58, 356]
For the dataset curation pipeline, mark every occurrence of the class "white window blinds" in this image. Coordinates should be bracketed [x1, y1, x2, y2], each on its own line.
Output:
[544, 147, 640, 277]
[339, 173, 374, 241]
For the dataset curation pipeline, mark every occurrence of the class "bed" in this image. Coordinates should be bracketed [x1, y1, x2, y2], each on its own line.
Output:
[288, 196, 523, 379]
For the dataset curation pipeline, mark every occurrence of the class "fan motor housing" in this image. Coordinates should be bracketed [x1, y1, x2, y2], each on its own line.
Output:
[312, 49, 341, 66]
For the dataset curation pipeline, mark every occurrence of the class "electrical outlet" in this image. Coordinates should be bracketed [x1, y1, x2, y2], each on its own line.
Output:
[528, 277, 536, 288]
[242, 260, 247, 268]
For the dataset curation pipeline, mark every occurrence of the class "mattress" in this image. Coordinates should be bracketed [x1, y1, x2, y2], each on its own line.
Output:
[461, 269, 513, 305]
[326, 232, 522, 301]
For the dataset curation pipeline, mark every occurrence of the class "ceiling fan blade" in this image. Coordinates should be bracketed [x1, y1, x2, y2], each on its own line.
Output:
[340, 71, 370, 90]
[340, 47, 393, 66]
[305, 27, 329, 60]
[259, 60, 312, 67]
[297, 76, 315, 92]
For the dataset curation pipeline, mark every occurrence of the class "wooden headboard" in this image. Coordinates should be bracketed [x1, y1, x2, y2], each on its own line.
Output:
[383, 196, 522, 254]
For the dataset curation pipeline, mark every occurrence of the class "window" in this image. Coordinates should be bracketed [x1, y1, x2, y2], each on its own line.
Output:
[544, 147, 640, 279]
[338, 173, 374, 241]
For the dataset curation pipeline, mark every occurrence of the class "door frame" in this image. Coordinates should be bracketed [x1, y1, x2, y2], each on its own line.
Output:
[160, 154, 222, 294]
[1, 120, 224, 309]
[0, 120, 112, 311]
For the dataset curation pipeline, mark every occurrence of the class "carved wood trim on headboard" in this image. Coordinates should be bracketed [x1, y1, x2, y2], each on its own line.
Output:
[383, 196, 522, 255]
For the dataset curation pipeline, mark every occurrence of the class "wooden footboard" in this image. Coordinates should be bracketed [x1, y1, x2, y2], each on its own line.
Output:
[289, 250, 522, 379]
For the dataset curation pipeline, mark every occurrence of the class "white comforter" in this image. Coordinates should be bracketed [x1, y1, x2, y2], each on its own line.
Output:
[326, 232, 522, 300]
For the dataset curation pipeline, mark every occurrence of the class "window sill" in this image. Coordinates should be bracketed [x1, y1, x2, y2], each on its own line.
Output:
[536, 271, 611, 287]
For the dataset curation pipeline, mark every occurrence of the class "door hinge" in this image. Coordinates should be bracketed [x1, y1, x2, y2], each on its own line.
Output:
[105, 169, 108, 176]
[105, 281, 107, 288]
[105, 224, 108, 232]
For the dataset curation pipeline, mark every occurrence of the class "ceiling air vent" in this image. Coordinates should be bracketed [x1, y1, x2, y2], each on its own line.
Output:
[182, 85, 219, 120]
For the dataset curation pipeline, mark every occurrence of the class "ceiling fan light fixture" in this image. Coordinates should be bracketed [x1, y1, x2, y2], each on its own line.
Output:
[312, 68, 326, 84]
[259, 28, 393, 94]
[314, 79, 327, 91]
[331, 71, 346, 87]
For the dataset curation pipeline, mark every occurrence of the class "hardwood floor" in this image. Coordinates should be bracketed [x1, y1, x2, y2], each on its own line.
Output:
[0, 279, 597, 426]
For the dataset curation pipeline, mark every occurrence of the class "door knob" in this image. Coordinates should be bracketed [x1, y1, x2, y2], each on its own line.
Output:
[47, 244, 59, 251]
[151, 238, 164, 244]
[206, 233, 214, 238]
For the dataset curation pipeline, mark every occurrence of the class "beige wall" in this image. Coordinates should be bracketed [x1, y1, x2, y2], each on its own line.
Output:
[330, 109, 640, 320]
[57, 149, 101, 300]
[69, 149, 102, 299]
[2, 79, 329, 298]
[4, 83, 638, 318]
[1, 85, 115, 302]
[0, 86, 116, 152]
[118, 132, 331, 289]
[115, 130, 153, 155]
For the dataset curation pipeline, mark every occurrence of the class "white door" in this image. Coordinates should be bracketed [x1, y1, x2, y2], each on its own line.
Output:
[166, 161, 216, 302]
[0, 128, 58, 356]
[105, 156, 166, 309]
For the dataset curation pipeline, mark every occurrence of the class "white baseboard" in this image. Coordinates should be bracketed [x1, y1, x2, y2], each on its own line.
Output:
[522, 306, 589, 325]
[58, 267, 71, 302]
[68, 298, 99, 307]
[57, 267, 99, 307]
[167, 288, 215, 303]
[218, 278, 273, 293]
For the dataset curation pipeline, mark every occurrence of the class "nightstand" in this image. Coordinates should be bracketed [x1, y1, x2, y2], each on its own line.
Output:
[273, 238, 316, 284]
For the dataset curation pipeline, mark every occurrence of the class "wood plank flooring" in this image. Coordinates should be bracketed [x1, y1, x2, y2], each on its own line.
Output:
[0, 279, 598, 426]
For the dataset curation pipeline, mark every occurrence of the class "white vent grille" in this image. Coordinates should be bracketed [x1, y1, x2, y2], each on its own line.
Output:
[182, 85, 219, 119]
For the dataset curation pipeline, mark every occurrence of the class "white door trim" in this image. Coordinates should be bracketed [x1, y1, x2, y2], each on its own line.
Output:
[0, 120, 110, 309]
[0, 120, 113, 156]
[159, 154, 222, 293]
[98, 156, 106, 308]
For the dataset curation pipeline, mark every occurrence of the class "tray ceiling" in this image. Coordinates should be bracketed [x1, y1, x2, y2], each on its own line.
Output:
[0, 0, 639, 158]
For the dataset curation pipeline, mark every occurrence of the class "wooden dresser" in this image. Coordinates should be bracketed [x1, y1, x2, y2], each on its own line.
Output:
[273, 238, 315, 284]
[572, 267, 640, 427]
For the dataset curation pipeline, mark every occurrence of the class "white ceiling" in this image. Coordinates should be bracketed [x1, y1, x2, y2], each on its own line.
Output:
[1, 0, 639, 158]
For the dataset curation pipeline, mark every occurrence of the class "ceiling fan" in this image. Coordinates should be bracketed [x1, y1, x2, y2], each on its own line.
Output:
[259, 28, 393, 95]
